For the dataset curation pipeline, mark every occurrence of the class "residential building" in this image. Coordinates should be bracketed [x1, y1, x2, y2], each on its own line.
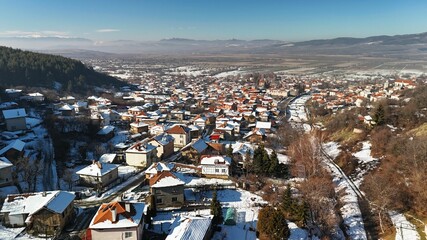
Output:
[0, 157, 13, 187]
[0, 139, 25, 163]
[125, 142, 157, 168]
[2, 108, 27, 131]
[0, 191, 75, 237]
[200, 156, 231, 179]
[149, 171, 185, 209]
[165, 124, 191, 149]
[76, 161, 119, 188]
[88, 201, 146, 240]
[148, 133, 174, 159]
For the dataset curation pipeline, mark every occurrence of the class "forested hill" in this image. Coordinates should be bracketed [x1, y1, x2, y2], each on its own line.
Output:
[0, 46, 126, 93]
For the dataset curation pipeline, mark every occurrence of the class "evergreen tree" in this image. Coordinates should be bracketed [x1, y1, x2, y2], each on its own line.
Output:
[253, 145, 265, 174]
[373, 104, 385, 125]
[281, 185, 293, 213]
[262, 150, 271, 174]
[258, 206, 290, 240]
[269, 150, 279, 176]
[210, 189, 223, 225]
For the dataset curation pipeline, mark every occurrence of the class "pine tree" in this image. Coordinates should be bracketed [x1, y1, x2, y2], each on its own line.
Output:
[258, 206, 290, 240]
[210, 189, 223, 225]
[373, 104, 385, 125]
[269, 150, 279, 176]
[253, 145, 264, 174]
[281, 185, 293, 214]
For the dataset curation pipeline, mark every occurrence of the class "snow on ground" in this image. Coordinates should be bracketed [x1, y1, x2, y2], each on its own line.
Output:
[389, 211, 420, 240]
[323, 142, 367, 240]
[174, 172, 234, 188]
[322, 142, 341, 159]
[0, 225, 25, 240]
[214, 69, 246, 78]
[351, 141, 379, 187]
[265, 148, 290, 164]
[288, 221, 309, 240]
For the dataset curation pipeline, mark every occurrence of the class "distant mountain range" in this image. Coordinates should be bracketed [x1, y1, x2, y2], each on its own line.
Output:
[1, 31, 427, 58]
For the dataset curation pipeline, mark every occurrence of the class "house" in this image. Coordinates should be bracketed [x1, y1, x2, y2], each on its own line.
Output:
[0, 157, 14, 187]
[125, 142, 157, 168]
[166, 215, 213, 240]
[130, 122, 149, 134]
[200, 156, 231, 179]
[148, 133, 174, 160]
[0, 139, 25, 163]
[58, 104, 75, 116]
[88, 201, 146, 240]
[149, 171, 185, 209]
[96, 125, 115, 141]
[181, 138, 208, 162]
[165, 124, 191, 149]
[0, 191, 75, 236]
[2, 108, 27, 131]
[24, 92, 45, 102]
[76, 161, 119, 188]
[243, 128, 266, 143]
[145, 162, 173, 179]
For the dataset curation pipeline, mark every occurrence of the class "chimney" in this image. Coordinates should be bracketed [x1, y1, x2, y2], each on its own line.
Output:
[125, 202, 131, 213]
[111, 206, 117, 222]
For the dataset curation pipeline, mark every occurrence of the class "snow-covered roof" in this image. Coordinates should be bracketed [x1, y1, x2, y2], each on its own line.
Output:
[145, 162, 172, 175]
[76, 162, 119, 177]
[58, 104, 73, 111]
[126, 142, 157, 153]
[150, 172, 185, 188]
[0, 191, 75, 216]
[166, 215, 213, 240]
[255, 121, 272, 129]
[0, 139, 25, 156]
[152, 133, 174, 146]
[89, 201, 145, 229]
[2, 108, 26, 119]
[0, 157, 13, 169]
[200, 156, 231, 166]
[184, 138, 208, 154]
[97, 125, 115, 135]
[99, 154, 117, 163]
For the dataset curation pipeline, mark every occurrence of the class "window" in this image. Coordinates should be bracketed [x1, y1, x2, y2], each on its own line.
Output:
[172, 197, 178, 202]
[125, 232, 133, 238]
[180, 135, 183, 138]
[221, 169, 226, 173]
[215, 169, 219, 173]
[156, 198, 163, 204]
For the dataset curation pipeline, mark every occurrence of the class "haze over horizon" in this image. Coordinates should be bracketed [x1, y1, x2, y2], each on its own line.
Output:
[1, 0, 426, 42]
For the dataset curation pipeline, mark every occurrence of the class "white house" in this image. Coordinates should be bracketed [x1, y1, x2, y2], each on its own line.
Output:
[166, 215, 213, 240]
[76, 161, 119, 187]
[125, 142, 157, 168]
[2, 108, 27, 131]
[200, 156, 231, 179]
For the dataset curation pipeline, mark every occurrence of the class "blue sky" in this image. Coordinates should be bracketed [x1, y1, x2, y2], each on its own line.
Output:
[0, 0, 426, 41]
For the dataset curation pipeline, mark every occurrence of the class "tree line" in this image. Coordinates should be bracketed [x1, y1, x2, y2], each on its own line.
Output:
[0, 46, 126, 93]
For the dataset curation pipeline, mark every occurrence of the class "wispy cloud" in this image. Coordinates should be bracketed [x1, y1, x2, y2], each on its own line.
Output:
[96, 29, 120, 33]
[0, 30, 70, 38]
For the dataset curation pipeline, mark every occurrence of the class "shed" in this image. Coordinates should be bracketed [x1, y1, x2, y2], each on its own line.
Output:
[223, 207, 236, 225]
